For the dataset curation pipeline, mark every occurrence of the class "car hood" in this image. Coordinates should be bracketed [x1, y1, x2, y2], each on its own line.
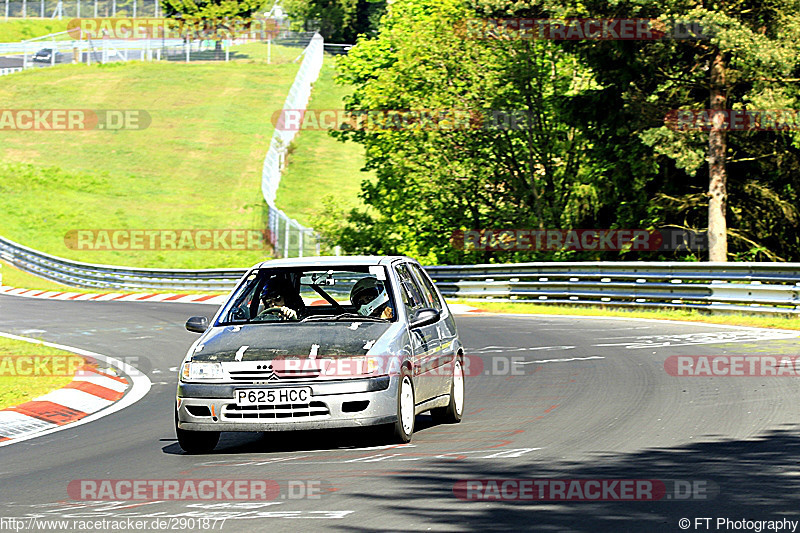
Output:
[191, 322, 394, 362]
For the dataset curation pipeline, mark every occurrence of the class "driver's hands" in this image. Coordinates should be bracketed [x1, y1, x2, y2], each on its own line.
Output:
[279, 306, 298, 320]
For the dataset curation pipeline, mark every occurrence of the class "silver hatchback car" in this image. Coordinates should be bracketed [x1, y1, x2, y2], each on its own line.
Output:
[175, 256, 465, 453]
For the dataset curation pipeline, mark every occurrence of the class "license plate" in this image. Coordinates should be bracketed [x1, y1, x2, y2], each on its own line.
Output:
[235, 387, 312, 406]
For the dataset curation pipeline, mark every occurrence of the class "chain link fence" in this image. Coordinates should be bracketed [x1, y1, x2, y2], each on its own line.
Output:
[3, 0, 161, 18]
[0, 25, 307, 74]
[262, 32, 324, 258]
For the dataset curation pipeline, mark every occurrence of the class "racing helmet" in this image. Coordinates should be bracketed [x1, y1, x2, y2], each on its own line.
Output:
[350, 277, 389, 317]
[260, 276, 290, 303]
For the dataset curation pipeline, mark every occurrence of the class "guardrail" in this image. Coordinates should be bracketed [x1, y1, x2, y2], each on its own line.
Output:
[1, 235, 799, 314]
[0, 236, 245, 291]
[427, 262, 800, 315]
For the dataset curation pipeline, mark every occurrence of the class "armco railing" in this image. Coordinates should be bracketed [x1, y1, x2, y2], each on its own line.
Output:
[427, 262, 800, 315]
[1, 235, 800, 314]
[0, 236, 245, 292]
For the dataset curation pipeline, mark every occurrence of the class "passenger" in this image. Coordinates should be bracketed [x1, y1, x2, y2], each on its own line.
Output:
[350, 277, 394, 320]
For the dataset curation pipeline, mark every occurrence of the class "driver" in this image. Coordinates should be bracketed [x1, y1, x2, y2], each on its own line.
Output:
[257, 277, 304, 321]
[350, 277, 393, 320]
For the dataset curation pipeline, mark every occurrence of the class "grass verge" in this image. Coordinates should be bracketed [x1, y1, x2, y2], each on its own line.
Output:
[449, 299, 800, 330]
[0, 18, 71, 42]
[0, 259, 228, 294]
[0, 335, 80, 410]
[275, 54, 374, 227]
[0, 52, 299, 269]
[0, 260, 77, 292]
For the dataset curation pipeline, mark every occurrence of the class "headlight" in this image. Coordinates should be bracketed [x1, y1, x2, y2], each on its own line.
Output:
[181, 361, 224, 381]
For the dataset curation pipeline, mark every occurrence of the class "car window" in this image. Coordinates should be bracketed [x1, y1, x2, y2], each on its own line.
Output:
[395, 263, 426, 313]
[216, 266, 397, 324]
[409, 264, 443, 311]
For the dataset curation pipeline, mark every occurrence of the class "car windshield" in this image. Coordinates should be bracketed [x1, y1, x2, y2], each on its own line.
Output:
[216, 265, 397, 325]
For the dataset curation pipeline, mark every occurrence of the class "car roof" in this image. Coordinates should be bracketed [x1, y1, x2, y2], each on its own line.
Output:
[253, 255, 412, 269]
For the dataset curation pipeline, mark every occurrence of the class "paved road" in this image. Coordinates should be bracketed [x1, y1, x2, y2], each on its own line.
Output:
[1, 295, 799, 532]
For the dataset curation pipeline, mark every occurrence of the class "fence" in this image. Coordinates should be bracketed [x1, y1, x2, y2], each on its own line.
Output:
[261, 32, 323, 258]
[1, 235, 799, 314]
[4, 0, 161, 18]
[0, 26, 309, 75]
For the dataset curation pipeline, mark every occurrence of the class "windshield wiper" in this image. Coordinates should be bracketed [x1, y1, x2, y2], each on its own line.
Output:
[332, 313, 388, 322]
[301, 313, 387, 323]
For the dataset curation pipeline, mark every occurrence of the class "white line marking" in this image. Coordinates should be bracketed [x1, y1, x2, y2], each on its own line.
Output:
[472, 345, 575, 353]
[516, 356, 605, 365]
[0, 411, 58, 438]
[491, 313, 800, 335]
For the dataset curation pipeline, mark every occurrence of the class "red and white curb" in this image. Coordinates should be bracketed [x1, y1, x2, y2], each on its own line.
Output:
[0, 285, 227, 305]
[0, 332, 151, 447]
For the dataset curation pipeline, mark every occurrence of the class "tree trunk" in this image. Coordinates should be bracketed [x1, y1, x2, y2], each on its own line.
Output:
[707, 51, 728, 261]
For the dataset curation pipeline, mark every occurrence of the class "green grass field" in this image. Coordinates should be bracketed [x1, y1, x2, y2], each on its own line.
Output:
[0, 335, 80, 410]
[0, 49, 301, 269]
[275, 55, 374, 227]
[451, 299, 800, 330]
[0, 18, 71, 42]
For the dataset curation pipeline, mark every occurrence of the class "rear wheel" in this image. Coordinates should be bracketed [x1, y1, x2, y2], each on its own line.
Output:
[431, 357, 464, 424]
[175, 408, 219, 454]
[390, 368, 415, 443]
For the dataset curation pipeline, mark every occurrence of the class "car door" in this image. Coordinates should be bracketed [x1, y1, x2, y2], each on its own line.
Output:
[409, 262, 453, 397]
[394, 262, 441, 403]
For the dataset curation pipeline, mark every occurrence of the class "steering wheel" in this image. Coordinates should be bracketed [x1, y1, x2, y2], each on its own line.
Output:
[230, 307, 249, 321]
[262, 307, 283, 314]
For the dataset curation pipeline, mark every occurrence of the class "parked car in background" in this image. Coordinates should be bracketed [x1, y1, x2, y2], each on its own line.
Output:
[32, 48, 62, 63]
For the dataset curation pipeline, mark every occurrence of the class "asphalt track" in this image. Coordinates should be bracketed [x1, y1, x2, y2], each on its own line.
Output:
[1, 294, 800, 532]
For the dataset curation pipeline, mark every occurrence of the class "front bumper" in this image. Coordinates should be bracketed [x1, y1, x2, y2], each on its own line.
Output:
[177, 376, 397, 432]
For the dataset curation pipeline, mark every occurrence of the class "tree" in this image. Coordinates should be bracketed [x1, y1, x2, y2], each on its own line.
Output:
[480, 0, 800, 261]
[327, 0, 612, 264]
[160, 0, 268, 57]
[281, 0, 387, 42]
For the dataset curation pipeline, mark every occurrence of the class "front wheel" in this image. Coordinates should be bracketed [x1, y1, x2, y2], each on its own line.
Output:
[175, 409, 219, 454]
[390, 369, 415, 443]
[431, 357, 464, 424]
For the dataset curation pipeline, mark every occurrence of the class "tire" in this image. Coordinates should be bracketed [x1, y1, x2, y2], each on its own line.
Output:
[431, 357, 464, 424]
[390, 368, 415, 443]
[175, 408, 220, 454]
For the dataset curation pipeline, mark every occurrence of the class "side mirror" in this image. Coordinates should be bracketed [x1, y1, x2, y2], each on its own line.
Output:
[409, 308, 440, 329]
[185, 316, 209, 334]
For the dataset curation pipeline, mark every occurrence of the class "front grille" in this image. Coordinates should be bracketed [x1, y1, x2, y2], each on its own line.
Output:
[227, 369, 322, 382]
[222, 401, 330, 420]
